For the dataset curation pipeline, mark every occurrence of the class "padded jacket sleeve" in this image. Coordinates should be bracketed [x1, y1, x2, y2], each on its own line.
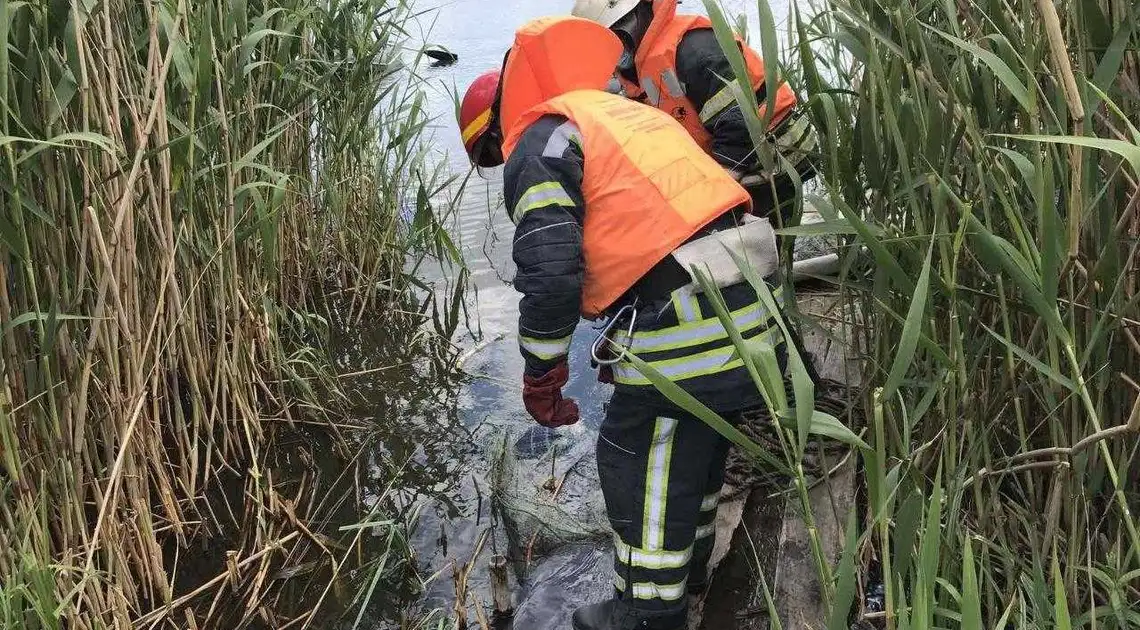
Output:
[675, 28, 760, 172]
[502, 114, 587, 378]
[675, 28, 819, 220]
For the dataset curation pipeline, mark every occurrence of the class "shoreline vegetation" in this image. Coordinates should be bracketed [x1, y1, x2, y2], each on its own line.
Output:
[1, 0, 461, 628]
[3, 0, 1138, 628]
[685, 0, 1139, 626]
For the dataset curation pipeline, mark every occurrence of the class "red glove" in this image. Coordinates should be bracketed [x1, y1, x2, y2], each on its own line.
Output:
[597, 365, 614, 384]
[522, 362, 580, 428]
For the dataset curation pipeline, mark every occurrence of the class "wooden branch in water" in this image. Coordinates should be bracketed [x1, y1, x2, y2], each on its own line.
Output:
[489, 554, 514, 617]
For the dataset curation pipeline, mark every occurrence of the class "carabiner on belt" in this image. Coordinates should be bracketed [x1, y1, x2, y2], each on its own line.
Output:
[591, 303, 639, 366]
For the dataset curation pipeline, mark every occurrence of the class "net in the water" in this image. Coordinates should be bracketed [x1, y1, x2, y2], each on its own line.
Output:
[486, 421, 610, 563]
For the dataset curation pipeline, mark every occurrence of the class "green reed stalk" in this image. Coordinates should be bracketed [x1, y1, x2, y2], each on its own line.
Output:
[0, 1, 454, 627]
[689, 0, 1140, 626]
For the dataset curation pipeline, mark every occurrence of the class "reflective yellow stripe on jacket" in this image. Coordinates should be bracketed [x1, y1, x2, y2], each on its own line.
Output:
[612, 286, 784, 386]
[612, 331, 779, 386]
[612, 285, 784, 355]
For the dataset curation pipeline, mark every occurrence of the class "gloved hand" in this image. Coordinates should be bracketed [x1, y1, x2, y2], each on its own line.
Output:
[591, 346, 616, 385]
[522, 362, 580, 428]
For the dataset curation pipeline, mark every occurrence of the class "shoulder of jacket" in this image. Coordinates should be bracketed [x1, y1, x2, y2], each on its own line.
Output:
[676, 26, 721, 57]
[507, 114, 583, 162]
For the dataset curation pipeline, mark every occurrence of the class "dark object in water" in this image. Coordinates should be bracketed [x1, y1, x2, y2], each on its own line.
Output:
[863, 580, 886, 613]
[425, 46, 458, 67]
[510, 544, 612, 630]
[514, 425, 556, 460]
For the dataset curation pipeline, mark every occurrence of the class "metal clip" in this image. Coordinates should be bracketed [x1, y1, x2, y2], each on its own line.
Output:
[591, 303, 638, 366]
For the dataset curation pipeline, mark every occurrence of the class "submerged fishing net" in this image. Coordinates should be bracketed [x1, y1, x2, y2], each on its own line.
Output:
[485, 421, 610, 563]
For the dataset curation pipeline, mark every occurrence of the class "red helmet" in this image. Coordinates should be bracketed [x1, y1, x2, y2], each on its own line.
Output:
[459, 70, 504, 168]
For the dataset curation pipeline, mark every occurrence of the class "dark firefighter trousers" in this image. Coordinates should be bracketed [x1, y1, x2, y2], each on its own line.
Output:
[595, 279, 791, 617]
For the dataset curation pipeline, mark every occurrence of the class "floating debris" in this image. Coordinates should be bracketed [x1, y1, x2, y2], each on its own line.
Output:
[425, 45, 459, 67]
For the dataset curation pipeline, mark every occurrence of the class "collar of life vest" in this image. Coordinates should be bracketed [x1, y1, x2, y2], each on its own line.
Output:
[635, 0, 680, 68]
[499, 16, 624, 150]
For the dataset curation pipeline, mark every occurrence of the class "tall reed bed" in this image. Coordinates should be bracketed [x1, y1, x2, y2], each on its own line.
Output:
[0, 0, 451, 627]
[674, 0, 1140, 625]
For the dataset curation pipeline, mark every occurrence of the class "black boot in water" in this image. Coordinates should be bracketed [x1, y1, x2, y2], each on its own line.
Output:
[571, 600, 686, 630]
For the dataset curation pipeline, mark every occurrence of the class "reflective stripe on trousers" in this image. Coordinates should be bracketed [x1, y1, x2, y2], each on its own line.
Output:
[599, 397, 739, 614]
[614, 573, 687, 602]
[642, 417, 678, 550]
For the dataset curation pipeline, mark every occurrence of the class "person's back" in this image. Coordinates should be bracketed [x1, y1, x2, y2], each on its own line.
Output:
[496, 17, 778, 406]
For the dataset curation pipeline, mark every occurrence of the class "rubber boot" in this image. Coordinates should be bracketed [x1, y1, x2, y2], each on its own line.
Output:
[572, 599, 686, 630]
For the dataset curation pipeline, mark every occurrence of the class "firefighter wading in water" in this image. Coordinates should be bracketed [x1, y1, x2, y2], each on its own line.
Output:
[457, 17, 801, 630]
[572, 0, 818, 221]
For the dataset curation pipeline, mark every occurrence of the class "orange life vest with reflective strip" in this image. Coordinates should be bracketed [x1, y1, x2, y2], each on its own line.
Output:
[621, 13, 798, 153]
[503, 90, 750, 318]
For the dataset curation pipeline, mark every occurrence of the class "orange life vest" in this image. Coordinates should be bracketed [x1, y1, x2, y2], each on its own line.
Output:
[500, 18, 750, 319]
[621, 1, 798, 153]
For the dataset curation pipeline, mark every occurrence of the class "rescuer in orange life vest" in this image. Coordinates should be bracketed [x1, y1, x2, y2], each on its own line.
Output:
[458, 16, 805, 630]
[571, 0, 818, 221]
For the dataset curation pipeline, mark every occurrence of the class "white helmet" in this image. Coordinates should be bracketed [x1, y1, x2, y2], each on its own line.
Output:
[571, 0, 643, 28]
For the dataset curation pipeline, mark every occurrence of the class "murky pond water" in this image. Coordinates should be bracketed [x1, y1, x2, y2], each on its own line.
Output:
[334, 1, 797, 627]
